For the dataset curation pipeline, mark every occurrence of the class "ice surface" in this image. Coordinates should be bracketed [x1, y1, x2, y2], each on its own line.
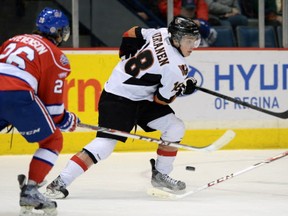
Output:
[0, 150, 287, 216]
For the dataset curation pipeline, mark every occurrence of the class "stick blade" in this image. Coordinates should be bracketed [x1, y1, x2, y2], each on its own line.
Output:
[147, 188, 178, 199]
[204, 130, 236, 152]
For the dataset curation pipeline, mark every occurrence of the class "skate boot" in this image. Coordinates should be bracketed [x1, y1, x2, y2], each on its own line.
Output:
[45, 176, 69, 199]
[150, 159, 186, 191]
[18, 174, 57, 216]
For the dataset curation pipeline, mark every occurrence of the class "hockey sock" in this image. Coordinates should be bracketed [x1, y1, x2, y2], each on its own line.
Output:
[60, 155, 88, 186]
[156, 149, 178, 174]
[29, 148, 58, 183]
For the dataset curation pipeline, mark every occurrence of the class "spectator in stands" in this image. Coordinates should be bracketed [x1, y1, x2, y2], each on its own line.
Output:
[181, 0, 218, 46]
[205, 0, 248, 30]
[123, 0, 165, 28]
[158, 0, 217, 46]
[158, 0, 182, 22]
[240, 0, 282, 27]
[158, 0, 207, 22]
[181, 0, 209, 20]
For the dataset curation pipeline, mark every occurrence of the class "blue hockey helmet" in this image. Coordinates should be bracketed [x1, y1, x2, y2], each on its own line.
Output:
[36, 7, 70, 43]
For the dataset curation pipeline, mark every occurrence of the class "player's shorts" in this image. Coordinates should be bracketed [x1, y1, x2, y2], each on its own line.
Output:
[97, 90, 174, 142]
[0, 90, 56, 142]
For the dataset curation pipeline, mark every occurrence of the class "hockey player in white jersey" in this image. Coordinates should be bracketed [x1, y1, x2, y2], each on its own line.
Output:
[45, 16, 201, 199]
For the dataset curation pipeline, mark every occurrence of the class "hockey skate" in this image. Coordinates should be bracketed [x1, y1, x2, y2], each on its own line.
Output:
[45, 176, 69, 199]
[18, 174, 57, 216]
[150, 159, 186, 191]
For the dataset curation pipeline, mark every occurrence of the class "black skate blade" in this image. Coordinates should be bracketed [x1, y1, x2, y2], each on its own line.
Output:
[150, 158, 156, 170]
[18, 174, 26, 189]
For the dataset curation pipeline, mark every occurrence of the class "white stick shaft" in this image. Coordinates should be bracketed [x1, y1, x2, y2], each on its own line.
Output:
[78, 123, 235, 152]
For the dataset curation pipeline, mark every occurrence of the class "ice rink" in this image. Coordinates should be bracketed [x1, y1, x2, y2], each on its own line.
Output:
[0, 149, 287, 216]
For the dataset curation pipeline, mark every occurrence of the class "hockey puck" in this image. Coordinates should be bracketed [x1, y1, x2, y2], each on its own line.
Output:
[185, 166, 196, 171]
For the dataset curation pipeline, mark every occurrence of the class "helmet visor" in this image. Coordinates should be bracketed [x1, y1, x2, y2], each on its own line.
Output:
[180, 35, 201, 49]
[62, 26, 70, 42]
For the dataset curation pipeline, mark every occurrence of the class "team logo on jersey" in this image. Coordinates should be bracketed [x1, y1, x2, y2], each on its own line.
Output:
[178, 64, 188, 76]
[58, 72, 68, 78]
[60, 54, 69, 65]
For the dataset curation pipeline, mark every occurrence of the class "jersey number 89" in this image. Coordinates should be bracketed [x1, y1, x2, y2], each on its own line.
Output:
[124, 50, 153, 77]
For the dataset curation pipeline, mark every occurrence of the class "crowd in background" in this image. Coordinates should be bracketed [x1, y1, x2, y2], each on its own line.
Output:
[131, 0, 283, 47]
[6, 0, 284, 48]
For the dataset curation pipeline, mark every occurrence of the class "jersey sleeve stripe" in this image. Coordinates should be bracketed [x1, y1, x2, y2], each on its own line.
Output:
[34, 94, 56, 132]
[0, 63, 38, 93]
[46, 104, 65, 116]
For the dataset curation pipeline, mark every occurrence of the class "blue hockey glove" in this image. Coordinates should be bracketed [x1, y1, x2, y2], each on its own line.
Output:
[57, 110, 80, 132]
[196, 19, 211, 39]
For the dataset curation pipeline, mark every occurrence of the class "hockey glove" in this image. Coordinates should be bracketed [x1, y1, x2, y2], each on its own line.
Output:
[206, 28, 218, 45]
[177, 77, 197, 96]
[196, 19, 211, 39]
[57, 110, 80, 132]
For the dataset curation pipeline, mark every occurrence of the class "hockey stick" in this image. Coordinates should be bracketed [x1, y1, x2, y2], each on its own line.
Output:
[195, 86, 288, 119]
[147, 150, 288, 199]
[78, 123, 235, 152]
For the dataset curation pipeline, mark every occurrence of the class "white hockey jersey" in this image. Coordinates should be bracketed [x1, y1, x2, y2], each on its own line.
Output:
[104, 28, 189, 103]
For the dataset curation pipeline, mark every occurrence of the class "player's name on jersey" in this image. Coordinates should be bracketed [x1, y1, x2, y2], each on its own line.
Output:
[152, 32, 169, 66]
[10, 35, 48, 55]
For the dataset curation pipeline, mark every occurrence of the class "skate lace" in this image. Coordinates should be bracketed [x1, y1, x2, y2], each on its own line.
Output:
[25, 185, 51, 202]
[161, 174, 179, 186]
[52, 177, 66, 188]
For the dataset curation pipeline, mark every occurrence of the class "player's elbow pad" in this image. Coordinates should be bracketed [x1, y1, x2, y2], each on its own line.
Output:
[119, 27, 145, 59]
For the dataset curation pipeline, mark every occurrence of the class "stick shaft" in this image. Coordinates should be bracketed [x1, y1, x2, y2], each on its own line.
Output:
[148, 151, 288, 199]
[78, 123, 235, 152]
[196, 86, 288, 119]
[179, 150, 288, 198]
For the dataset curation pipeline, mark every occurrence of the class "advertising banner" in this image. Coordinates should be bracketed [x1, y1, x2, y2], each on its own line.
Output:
[1, 49, 287, 154]
[173, 49, 288, 129]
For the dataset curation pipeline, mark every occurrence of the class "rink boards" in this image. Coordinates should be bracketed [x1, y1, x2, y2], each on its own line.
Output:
[1, 49, 288, 155]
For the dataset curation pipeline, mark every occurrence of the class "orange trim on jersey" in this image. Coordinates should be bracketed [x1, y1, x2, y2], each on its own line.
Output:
[71, 155, 88, 171]
[122, 26, 138, 38]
